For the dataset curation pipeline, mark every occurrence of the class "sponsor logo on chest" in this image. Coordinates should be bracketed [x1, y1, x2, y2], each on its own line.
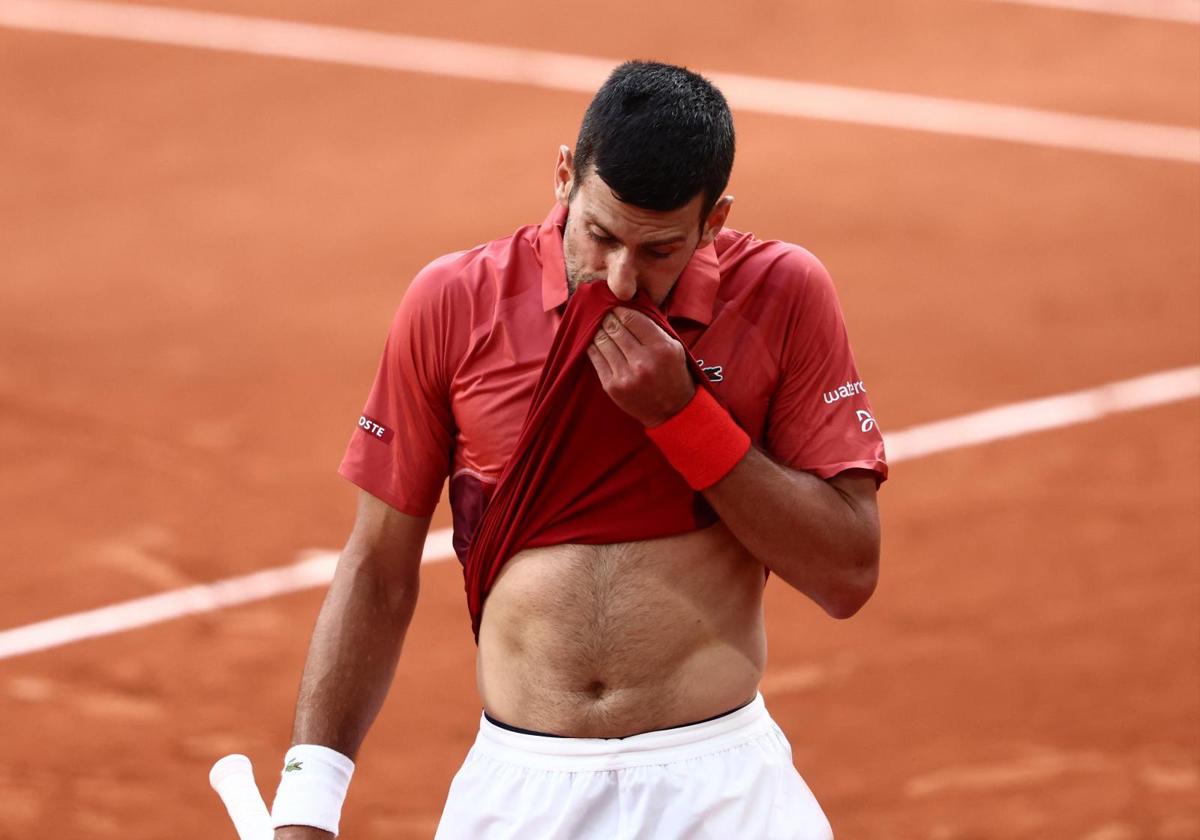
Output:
[695, 359, 724, 383]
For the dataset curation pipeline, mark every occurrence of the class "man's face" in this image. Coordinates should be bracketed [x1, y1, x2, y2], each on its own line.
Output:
[554, 147, 730, 305]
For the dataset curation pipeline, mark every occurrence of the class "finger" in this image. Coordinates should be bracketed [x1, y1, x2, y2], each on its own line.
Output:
[612, 307, 671, 347]
[593, 326, 629, 372]
[586, 343, 613, 383]
[600, 310, 644, 356]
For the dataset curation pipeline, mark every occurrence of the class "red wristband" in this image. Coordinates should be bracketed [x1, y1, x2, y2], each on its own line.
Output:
[645, 387, 751, 491]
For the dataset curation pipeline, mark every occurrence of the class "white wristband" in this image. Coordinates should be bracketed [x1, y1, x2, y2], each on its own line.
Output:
[270, 744, 355, 836]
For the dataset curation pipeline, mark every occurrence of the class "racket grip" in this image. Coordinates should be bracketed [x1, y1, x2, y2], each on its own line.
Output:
[210, 754, 274, 840]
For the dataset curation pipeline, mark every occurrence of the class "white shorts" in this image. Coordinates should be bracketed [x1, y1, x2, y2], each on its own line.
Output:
[433, 693, 834, 840]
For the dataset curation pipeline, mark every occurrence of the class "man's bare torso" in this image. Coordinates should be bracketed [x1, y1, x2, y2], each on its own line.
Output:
[477, 523, 766, 738]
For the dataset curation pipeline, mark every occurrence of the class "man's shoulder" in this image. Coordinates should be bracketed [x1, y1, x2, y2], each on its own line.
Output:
[408, 221, 544, 303]
[714, 228, 832, 298]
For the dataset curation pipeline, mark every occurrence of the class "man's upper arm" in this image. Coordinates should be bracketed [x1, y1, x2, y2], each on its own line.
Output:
[338, 262, 464, 518]
[765, 250, 887, 483]
[343, 490, 432, 587]
[827, 469, 881, 540]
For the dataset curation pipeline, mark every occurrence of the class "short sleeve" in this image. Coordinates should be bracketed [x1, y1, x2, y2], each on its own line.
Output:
[337, 263, 459, 515]
[764, 252, 888, 483]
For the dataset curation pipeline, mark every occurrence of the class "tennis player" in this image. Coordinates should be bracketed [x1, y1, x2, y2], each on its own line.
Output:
[271, 61, 886, 839]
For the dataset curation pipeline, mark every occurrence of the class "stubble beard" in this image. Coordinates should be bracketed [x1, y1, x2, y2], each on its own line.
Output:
[562, 228, 595, 298]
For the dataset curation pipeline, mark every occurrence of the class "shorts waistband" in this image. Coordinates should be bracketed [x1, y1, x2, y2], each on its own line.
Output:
[473, 693, 774, 771]
[483, 696, 751, 739]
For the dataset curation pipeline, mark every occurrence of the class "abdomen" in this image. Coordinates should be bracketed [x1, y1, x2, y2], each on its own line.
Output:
[476, 523, 768, 737]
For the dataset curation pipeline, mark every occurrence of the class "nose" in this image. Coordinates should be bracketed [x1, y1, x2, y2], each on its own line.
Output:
[606, 250, 637, 301]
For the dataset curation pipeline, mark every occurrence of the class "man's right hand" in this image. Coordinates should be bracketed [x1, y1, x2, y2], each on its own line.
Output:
[275, 827, 334, 839]
[274, 493, 429, 840]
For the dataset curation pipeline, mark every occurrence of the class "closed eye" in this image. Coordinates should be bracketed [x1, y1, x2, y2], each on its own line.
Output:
[588, 227, 672, 259]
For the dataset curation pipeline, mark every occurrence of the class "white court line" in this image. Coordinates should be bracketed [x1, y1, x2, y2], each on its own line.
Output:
[0, 528, 457, 662]
[983, 0, 1200, 24]
[0, 0, 1197, 163]
[882, 365, 1200, 460]
[0, 365, 1197, 661]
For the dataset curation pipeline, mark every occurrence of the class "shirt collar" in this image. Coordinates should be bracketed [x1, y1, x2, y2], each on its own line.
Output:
[662, 241, 720, 327]
[537, 204, 570, 312]
[535, 204, 720, 326]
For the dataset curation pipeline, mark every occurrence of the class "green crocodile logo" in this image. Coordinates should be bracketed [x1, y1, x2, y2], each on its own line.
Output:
[284, 759, 303, 773]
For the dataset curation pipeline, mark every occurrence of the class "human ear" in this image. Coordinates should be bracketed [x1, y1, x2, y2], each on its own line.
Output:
[699, 195, 734, 246]
[554, 145, 575, 208]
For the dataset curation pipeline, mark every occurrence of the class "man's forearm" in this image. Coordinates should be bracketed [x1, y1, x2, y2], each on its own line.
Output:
[274, 499, 428, 839]
[290, 549, 419, 757]
[703, 447, 880, 618]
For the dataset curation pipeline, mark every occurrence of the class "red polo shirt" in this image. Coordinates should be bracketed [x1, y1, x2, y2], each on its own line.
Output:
[339, 205, 887, 558]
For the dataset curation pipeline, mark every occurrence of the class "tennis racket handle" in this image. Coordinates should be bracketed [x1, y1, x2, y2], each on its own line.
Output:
[210, 754, 274, 840]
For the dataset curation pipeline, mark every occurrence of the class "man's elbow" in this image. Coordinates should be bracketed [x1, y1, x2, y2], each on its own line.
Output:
[822, 550, 879, 620]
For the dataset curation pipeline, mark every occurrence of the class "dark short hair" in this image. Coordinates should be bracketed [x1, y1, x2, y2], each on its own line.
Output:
[573, 61, 735, 215]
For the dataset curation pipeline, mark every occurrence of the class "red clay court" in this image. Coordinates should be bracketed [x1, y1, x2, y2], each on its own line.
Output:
[1, 1, 1198, 837]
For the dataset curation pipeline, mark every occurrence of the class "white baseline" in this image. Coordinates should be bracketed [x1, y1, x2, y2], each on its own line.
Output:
[0, 0, 1197, 163]
[0, 365, 1197, 661]
[982, 0, 1200, 25]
